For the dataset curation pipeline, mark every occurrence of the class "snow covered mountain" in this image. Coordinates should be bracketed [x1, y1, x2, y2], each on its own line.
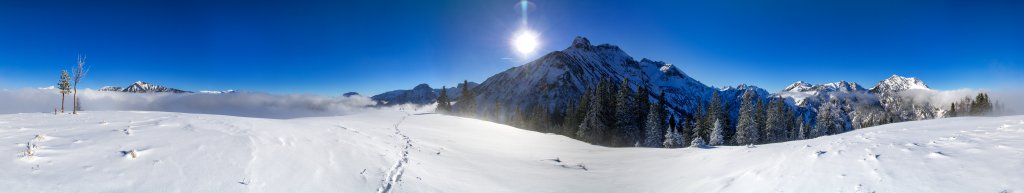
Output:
[870, 75, 938, 121]
[779, 80, 884, 130]
[467, 36, 767, 123]
[785, 80, 867, 93]
[777, 75, 941, 129]
[101, 81, 191, 93]
[370, 82, 478, 106]
[3, 110, 1022, 192]
[780, 80, 870, 105]
[371, 84, 437, 106]
[871, 75, 930, 92]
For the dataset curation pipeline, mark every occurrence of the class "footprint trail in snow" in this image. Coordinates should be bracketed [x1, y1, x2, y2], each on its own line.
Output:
[377, 112, 412, 193]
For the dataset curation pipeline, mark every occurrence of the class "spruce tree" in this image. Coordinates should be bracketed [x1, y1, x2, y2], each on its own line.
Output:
[691, 115, 704, 145]
[690, 137, 706, 148]
[694, 100, 709, 143]
[735, 90, 759, 145]
[643, 101, 665, 147]
[661, 116, 682, 148]
[707, 91, 723, 127]
[755, 98, 767, 142]
[721, 101, 734, 144]
[680, 118, 693, 147]
[636, 86, 651, 138]
[948, 103, 956, 117]
[578, 80, 613, 144]
[615, 78, 641, 146]
[600, 79, 618, 143]
[566, 89, 592, 138]
[785, 106, 797, 141]
[58, 70, 71, 113]
[764, 98, 786, 143]
[662, 123, 676, 148]
[706, 91, 726, 143]
[814, 103, 833, 137]
[436, 86, 450, 113]
[709, 118, 724, 145]
[671, 119, 684, 148]
[456, 80, 476, 116]
[970, 93, 992, 115]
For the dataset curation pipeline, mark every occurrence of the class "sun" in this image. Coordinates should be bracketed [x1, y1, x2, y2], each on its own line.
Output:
[512, 30, 539, 55]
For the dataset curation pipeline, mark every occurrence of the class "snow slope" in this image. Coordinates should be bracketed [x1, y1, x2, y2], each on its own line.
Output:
[2, 110, 1022, 192]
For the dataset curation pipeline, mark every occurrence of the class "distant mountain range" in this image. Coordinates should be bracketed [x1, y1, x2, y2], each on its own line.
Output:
[778, 75, 940, 129]
[370, 82, 478, 106]
[100, 81, 191, 93]
[94, 37, 955, 135]
[99, 81, 235, 94]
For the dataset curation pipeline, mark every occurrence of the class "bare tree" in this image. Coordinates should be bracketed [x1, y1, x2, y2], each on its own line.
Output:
[58, 70, 71, 113]
[72, 55, 89, 114]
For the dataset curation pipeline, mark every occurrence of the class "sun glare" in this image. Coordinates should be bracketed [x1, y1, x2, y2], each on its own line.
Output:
[513, 30, 539, 55]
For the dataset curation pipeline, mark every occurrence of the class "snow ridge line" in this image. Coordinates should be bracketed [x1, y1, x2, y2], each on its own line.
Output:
[377, 113, 412, 193]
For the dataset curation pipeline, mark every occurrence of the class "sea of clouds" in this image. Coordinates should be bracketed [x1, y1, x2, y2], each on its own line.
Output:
[899, 88, 1023, 115]
[0, 88, 388, 119]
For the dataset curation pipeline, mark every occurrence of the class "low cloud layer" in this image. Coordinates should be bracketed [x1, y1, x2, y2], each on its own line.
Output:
[899, 89, 980, 107]
[899, 88, 1024, 115]
[989, 90, 1024, 115]
[0, 89, 379, 119]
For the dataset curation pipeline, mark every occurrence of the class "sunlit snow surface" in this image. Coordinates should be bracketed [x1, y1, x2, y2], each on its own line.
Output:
[2, 110, 1022, 192]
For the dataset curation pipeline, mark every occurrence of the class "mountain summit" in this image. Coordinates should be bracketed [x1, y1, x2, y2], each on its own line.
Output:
[870, 75, 930, 93]
[571, 36, 592, 48]
[101, 81, 190, 93]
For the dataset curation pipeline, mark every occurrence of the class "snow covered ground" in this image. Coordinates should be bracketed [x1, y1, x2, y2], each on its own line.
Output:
[2, 110, 1022, 192]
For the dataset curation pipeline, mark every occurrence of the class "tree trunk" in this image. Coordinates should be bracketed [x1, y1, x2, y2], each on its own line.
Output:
[60, 94, 65, 113]
[72, 86, 77, 114]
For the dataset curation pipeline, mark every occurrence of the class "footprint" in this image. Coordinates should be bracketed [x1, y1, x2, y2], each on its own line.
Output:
[813, 150, 827, 157]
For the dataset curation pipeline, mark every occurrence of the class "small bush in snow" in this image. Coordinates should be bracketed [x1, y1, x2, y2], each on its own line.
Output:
[24, 141, 37, 157]
[690, 137, 707, 148]
[122, 149, 139, 159]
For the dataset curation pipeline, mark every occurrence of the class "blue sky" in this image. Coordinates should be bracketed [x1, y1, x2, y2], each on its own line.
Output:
[1, 0, 1021, 95]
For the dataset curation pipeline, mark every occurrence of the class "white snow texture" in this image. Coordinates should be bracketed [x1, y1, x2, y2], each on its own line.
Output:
[1, 108, 1023, 192]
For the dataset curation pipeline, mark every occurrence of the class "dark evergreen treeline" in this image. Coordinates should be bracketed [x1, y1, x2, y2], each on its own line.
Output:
[436, 79, 1004, 148]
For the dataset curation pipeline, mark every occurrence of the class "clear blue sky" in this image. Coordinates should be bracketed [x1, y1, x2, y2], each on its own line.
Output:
[1, 0, 1021, 95]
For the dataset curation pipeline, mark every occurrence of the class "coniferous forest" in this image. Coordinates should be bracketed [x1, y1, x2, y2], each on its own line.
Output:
[436, 79, 1001, 148]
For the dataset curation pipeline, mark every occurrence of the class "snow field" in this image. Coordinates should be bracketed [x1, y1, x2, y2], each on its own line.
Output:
[1, 110, 1022, 192]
